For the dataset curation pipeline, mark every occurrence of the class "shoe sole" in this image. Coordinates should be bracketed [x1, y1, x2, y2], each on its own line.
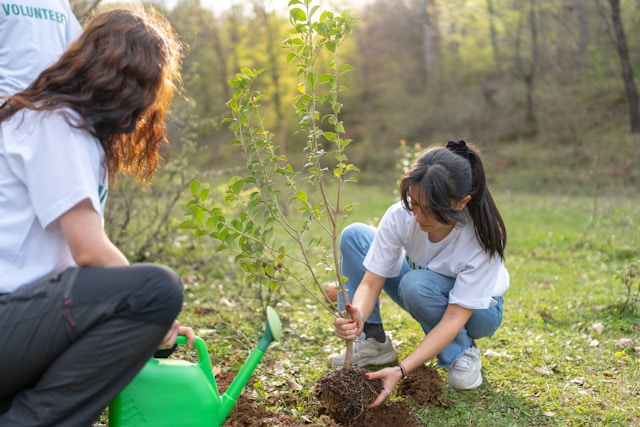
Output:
[450, 374, 483, 390]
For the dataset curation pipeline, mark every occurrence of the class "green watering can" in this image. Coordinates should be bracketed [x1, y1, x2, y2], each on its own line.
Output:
[109, 306, 282, 427]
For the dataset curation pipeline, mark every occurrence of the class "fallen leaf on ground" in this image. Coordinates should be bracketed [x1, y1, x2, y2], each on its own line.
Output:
[484, 349, 507, 358]
[615, 338, 635, 348]
[535, 367, 552, 375]
[592, 322, 604, 334]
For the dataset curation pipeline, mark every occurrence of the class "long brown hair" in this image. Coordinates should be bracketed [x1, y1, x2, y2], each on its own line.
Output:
[0, 5, 183, 184]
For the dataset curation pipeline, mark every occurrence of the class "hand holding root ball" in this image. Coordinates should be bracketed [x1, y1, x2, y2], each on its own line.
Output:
[363, 366, 404, 407]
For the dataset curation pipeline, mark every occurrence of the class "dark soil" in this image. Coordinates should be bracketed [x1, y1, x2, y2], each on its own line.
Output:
[315, 366, 383, 426]
[220, 365, 450, 427]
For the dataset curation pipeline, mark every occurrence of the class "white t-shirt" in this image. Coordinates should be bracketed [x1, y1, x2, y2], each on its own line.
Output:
[0, 0, 82, 97]
[363, 201, 509, 310]
[0, 108, 107, 292]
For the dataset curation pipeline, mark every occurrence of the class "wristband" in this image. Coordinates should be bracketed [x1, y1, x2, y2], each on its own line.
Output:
[398, 362, 408, 380]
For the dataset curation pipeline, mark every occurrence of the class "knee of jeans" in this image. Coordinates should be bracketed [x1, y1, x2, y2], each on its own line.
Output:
[398, 271, 444, 308]
[339, 223, 367, 252]
[467, 312, 502, 339]
[155, 265, 183, 307]
[137, 264, 184, 325]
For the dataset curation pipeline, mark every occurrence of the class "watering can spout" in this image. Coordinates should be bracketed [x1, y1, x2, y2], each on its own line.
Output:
[109, 306, 282, 427]
[219, 306, 282, 422]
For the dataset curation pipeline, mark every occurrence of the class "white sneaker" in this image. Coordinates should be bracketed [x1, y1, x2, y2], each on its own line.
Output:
[448, 344, 483, 390]
[327, 333, 398, 368]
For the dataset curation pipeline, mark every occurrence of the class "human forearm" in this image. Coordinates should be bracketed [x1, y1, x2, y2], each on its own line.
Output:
[71, 238, 129, 267]
[400, 304, 473, 373]
[60, 199, 130, 267]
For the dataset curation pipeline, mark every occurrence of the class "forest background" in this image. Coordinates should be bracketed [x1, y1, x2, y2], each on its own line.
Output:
[72, 0, 640, 198]
[66, 0, 639, 425]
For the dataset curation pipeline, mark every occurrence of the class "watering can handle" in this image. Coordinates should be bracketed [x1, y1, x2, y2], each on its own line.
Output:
[173, 335, 216, 385]
[175, 335, 193, 347]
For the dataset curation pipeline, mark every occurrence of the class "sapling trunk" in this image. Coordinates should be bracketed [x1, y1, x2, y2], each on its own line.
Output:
[182, 0, 358, 381]
[339, 285, 354, 368]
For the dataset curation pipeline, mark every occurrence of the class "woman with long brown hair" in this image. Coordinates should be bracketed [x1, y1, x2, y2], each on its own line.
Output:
[0, 6, 194, 426]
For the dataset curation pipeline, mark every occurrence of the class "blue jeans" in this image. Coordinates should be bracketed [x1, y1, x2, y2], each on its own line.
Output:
[338, 222, 504, 367]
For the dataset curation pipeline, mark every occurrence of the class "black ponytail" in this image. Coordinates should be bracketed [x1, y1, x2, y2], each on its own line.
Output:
[400, 141, 507, 258]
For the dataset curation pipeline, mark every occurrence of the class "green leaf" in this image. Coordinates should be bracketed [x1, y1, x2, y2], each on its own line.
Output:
[340, 64, 354, 74]
[177, 220, 195, 230]
[307, 72, 316, 90]
[324, 131, 337, 142]
[290, 7, 307, 23]
[190, 180, 201, 197]
[199, 188, 209, 202]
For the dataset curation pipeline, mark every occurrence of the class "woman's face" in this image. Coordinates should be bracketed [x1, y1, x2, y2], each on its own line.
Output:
[408, 184, 454, 240]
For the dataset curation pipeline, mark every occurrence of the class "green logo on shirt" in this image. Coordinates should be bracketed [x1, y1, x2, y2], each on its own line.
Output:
[98, 184, 107, 205]
[1, 3, 69, 24]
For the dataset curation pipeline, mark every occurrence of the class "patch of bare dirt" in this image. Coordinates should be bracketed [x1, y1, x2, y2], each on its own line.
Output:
[220, 365, 450, 427]
[315, 366, 383, 425]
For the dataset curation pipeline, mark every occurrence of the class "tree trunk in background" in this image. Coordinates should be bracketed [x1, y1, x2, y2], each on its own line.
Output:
[575, 1, 590, 59]
[252, 0, 286, 156]
[608, 0, 640, 133]
[525, 0, 538, 130]
[514, 0, 539, 134]
[416, 0, 440, 96]
[227, 13, 242, 75]
[211, 22, 231, 103]
[487, 0, 501, 71]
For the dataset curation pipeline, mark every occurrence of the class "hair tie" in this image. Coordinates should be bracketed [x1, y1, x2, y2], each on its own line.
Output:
[446, 140, 470, 157]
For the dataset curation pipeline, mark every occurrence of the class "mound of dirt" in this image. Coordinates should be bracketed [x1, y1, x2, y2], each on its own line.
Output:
[219, 364, 449, 427]
[315, 366, 383, 425]
[315, 365, 450, 427]
[397, 364, 450, 407]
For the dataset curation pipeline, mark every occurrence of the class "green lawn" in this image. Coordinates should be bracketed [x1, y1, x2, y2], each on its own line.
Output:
[173, 187, 639, 426]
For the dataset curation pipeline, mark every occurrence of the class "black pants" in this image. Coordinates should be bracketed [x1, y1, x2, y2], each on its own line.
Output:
[0, 264, 183, 427]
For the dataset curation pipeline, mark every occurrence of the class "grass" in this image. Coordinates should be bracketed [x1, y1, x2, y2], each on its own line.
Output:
[100, 119, 640, 425]
[167, 185, 640, 427]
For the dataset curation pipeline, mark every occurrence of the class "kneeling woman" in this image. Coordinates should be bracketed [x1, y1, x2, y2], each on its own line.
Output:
[330, 141, 508, 407]
[0, 6, 194, 426]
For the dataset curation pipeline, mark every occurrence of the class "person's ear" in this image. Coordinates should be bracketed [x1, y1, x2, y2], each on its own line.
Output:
[455, 195, 471, 211]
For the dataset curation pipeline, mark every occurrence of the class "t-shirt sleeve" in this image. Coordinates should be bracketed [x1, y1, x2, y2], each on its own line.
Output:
[363, 204, 407, 278]
[6, 111, 103, 231]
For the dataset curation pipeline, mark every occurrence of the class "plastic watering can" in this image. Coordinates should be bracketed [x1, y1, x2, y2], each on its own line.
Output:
[108, 306, 282, 427]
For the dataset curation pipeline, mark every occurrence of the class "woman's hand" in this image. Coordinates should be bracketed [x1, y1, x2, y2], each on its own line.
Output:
[333, 303, 364, 341]
[159, 320, 196, 348]
[364, 366, 404, 407]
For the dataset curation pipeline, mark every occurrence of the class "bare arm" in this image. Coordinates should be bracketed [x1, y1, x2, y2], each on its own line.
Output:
[59, 199, 129, 267]
[402, 304, 473, 372]
[367, 304, 474, 407]
[59, 199, 195, 348]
